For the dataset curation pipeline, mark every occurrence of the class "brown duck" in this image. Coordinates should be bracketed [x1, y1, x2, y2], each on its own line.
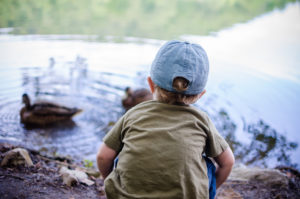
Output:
[20, 93, 82, 125]
[121, 87, 153, 111]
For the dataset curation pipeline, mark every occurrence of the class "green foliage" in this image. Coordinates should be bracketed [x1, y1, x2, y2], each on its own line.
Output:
[83, 159, 93, 168]
[0, 0, 298, 39]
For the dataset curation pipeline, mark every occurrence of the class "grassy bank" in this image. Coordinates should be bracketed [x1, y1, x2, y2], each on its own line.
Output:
[0, 0, 298, 39]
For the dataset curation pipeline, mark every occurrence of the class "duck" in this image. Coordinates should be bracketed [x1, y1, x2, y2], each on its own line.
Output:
[122, 87, 153, 111]
[20, 93, 82, 126]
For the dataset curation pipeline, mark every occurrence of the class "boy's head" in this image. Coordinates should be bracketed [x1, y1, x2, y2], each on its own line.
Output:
[149, 40, 209, 104]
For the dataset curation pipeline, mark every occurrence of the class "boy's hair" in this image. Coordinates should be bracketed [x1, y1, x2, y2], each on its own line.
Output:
[155, 77, 200, 105]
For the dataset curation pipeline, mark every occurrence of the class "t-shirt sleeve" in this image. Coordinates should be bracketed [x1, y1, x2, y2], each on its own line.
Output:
[205, 116, 229, 157]
[103, 116, 125, 153]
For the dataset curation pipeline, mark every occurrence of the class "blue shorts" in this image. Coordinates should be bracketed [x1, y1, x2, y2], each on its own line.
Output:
[203, 156, 216, 199]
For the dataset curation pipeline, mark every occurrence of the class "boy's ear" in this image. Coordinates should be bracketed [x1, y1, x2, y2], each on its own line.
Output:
[198, 89, 206, 99]
[147, 77, 155, 94]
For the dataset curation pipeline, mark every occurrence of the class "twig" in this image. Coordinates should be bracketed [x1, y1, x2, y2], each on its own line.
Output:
[225, 180, 248, 185]
[37, 155, 77, 168]
[3, 174, 26, 180]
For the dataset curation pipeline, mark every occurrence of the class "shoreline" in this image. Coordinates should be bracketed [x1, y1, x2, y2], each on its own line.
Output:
[1, 143, 299, 199]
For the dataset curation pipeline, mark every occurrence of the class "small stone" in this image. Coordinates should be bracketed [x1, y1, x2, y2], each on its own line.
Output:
[59, 166, 94, 186]
[217, 187, 243, 199]
[1, 148, 33, 167]
[76, 167, 101, 178]
[229, 165, 289, 187]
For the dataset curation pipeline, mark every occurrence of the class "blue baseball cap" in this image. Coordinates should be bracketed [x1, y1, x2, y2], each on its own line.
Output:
[150, 40, 209, 95]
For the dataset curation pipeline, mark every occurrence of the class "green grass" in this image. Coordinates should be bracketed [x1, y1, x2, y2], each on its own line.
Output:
[0, 0, 298, 39]
[83, 159, 93, 168]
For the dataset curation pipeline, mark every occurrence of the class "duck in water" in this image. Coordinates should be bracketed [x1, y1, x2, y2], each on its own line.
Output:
[122, 87, 153, 111]
[20, 93, 82, 126]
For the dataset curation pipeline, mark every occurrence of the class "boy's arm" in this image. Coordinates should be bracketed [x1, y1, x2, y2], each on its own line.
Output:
[213, 147, 235, 188]
[97, 143, 118, 180]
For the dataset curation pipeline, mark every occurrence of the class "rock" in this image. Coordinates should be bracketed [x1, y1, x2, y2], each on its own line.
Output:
[217, 187, 243, 199]
[59, 166, 94, 186]
[76, 167, 101, 178]
[1, 148, 33, 167]
[60, 168, 77, 186]
[229, 165, 289, 187]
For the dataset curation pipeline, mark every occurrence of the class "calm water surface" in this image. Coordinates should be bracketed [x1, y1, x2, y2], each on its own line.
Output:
[0, 3, 299, 167]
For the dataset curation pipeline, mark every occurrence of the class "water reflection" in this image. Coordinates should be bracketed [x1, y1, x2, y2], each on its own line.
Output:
[212, 109, 298, 168]
[244, 120, 297, 167]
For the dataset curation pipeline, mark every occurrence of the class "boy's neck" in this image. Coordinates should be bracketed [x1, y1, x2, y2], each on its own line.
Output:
[154, 98, 189, 106]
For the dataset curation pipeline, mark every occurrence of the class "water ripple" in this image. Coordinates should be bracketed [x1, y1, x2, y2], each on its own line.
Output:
[0, 57, 133, 163]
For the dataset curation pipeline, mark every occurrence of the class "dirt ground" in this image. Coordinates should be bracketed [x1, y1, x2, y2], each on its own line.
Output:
[0, 167, 105, 199]
[216, 178, 300, 199]
[0, 143, 299, 199]
[0, 143, 106, 199]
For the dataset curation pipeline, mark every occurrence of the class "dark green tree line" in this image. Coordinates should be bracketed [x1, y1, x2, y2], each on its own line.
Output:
[0, 0, 297, 39]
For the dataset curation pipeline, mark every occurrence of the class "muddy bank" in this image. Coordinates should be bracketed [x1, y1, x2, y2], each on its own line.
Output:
[217, 165, 300, 199]
[0, 143, 299, 199]
[0, 143, 106, 199]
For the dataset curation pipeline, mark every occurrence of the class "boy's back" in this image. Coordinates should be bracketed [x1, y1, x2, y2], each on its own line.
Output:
[104, 100, 228, 199]
[97, 40, 235, 199]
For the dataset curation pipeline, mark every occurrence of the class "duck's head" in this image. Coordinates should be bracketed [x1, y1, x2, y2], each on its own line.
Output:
[22, 93, 31, 109]
[125, 87, 133, 95]
[122, 87, 133, 100]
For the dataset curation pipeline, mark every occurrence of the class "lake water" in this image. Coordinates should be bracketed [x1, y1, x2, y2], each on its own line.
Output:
[0, 3, 299, 168]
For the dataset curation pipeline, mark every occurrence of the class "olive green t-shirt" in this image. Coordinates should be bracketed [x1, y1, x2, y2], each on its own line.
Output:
[103, 100, 228, 199]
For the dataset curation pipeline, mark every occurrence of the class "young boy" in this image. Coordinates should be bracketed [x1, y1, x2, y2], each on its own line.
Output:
[97, 40, 235, 199]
